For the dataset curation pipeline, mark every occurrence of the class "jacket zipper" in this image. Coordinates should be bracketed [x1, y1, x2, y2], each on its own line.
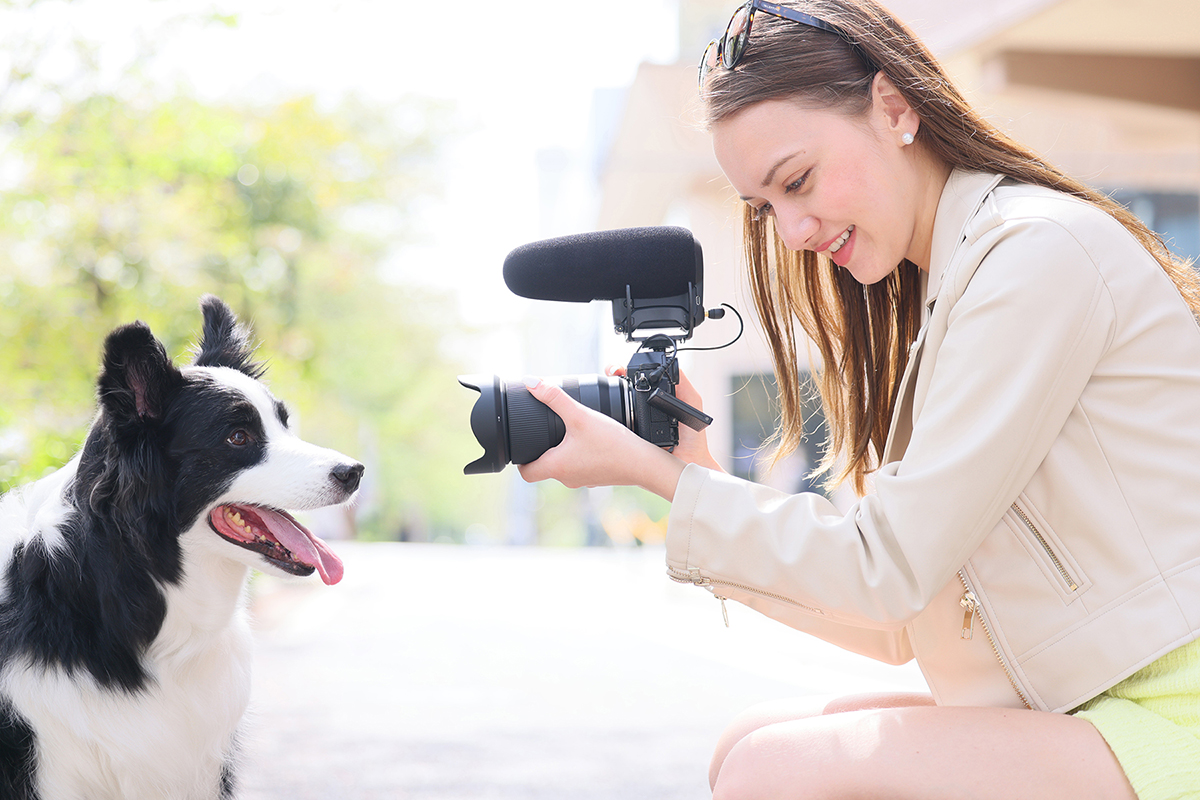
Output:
[668, 564, 1036, 709]
[958, 571, 1033, 709]
[668, 567, 827, 624]
[1011, 503, 1078, 592]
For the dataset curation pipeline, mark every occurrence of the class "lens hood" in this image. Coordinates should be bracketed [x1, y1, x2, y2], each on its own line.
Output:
[459, 374, 631, 474]
[458, 375, 508, 474]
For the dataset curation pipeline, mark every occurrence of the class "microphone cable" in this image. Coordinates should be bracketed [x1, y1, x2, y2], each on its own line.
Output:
[629, 303, 744, 390]
[677, 303, 744, 353]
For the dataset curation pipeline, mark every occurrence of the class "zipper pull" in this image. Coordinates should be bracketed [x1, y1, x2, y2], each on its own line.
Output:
[720, 597, 730, 627]
[959, 591, 978, 640]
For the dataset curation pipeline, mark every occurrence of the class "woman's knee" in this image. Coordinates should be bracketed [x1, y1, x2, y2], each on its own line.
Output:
[708, 693, 934, 791]
[708, 697, 829, 790]
[711, 719, 830, 800]
[710, 734, 763, 800]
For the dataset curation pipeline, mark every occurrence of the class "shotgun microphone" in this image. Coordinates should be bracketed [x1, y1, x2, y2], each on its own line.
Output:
[502, 226, 703, 303]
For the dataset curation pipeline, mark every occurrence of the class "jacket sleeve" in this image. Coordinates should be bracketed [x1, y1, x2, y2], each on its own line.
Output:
[666, 212, 1117, 650]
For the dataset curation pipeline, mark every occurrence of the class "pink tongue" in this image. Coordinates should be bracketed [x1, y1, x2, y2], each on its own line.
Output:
[255, 507, 344, 585]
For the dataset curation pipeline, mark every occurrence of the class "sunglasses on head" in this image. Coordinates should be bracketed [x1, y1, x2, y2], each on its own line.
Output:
[699, 1, 844, 91]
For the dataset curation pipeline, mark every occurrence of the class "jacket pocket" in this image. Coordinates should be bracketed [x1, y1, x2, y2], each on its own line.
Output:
[1004, 494, 1091, 602]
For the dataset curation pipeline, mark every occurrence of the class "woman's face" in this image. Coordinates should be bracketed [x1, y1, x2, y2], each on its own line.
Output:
[711, 83, 942, 283]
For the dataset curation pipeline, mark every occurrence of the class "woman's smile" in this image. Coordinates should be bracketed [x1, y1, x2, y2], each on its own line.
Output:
[826, 224, 855, 265]
[826, 224, 854, 254]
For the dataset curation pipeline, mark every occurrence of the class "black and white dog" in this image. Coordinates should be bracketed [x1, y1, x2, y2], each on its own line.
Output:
[0, 296, 363, 799]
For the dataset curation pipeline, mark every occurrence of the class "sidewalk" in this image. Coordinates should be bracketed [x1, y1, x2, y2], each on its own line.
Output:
[239, 542, 927, 800]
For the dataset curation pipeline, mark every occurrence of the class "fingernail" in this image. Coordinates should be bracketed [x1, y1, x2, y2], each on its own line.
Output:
[523, 376, 542, 390]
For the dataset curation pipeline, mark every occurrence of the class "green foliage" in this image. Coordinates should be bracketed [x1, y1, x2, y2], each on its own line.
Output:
[0, 81, 501, 539]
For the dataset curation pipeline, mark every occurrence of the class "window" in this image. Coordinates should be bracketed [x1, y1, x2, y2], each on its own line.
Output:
[1110, 189, 1200, 262]
[729, 372, 829, 495]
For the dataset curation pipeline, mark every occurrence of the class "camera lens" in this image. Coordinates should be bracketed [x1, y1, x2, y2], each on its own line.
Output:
[458, 375, 629, 474]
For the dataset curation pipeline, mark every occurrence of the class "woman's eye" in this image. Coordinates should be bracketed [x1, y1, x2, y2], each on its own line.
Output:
[784, 170, 811, 194]
[227, 430, 250, 446]
[750, 202, 773, 221]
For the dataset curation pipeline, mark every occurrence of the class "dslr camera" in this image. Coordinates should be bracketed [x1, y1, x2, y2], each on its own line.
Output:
[459, 226, 729, 474]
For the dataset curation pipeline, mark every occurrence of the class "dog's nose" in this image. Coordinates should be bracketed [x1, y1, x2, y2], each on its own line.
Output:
[332, 462, 364, 493]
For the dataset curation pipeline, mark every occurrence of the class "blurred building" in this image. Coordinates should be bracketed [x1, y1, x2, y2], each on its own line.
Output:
[594, 0, 1200, 495]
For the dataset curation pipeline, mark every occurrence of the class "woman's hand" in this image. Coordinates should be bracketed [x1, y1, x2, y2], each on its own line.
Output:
[516, 379, 686, 501]
[516, 367, 724, 500]
[663, 367, 725, 474]
[605, 365, 725, 474]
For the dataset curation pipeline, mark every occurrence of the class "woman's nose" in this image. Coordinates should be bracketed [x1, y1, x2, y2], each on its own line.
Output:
[775, 211, 821, 252]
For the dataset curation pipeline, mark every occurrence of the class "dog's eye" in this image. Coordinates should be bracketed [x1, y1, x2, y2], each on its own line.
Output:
[227, 430, 250, 446]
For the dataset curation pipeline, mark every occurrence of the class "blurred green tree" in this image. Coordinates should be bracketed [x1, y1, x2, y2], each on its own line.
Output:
[0, 1, 503, 541]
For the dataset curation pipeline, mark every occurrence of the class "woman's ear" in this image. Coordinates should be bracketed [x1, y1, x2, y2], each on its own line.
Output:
[871, 71, 919, 144]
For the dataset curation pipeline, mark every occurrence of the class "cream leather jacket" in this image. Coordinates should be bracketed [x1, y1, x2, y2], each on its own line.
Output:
[666, 169, 1200, 713]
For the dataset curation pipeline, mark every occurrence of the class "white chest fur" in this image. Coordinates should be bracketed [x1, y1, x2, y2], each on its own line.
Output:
[1, 553, 256, 800]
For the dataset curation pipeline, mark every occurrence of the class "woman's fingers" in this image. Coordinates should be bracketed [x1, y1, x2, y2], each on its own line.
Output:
[675, 367, 705, 410]
[525, 379, 571, 417]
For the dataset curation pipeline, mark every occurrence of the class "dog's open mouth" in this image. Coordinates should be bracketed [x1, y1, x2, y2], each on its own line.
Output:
[209, 505, 344, 585]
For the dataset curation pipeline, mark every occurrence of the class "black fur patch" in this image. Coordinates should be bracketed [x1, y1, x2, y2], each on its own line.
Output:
[192, 295, 266, 379]
[0, 701, 37, 800]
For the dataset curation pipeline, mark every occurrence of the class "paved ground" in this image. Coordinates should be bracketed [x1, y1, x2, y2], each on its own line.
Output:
[238, 543, 928, 799]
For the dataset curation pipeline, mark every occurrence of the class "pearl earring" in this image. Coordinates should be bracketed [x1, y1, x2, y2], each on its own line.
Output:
[901, 132, 915, 145]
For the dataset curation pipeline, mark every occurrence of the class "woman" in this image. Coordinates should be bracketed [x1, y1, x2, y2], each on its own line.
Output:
[519, 1, 1200, 797]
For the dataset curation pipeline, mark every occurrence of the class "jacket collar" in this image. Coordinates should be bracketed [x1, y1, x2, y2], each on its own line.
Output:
[886, 170, 1005, 461]
[925, 170, 1007, 309]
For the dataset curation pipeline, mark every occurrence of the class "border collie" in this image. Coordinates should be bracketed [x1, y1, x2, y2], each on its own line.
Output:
[0, 296, 363, 799]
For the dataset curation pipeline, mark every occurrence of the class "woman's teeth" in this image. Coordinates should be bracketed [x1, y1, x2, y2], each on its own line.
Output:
[829, 225, 854, 254]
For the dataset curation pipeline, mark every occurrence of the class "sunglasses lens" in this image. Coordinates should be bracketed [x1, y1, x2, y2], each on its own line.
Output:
[722, 6, 752, 70]
[699, 37, 721, 87]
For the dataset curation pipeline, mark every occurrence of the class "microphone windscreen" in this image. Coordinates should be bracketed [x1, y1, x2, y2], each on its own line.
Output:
[502, 226, 702, 302]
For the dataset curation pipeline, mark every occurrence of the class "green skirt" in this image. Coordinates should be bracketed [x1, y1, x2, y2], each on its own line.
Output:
[1072, 637, 1200, 800]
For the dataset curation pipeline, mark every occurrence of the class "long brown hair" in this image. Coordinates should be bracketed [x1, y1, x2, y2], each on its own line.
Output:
[702, 0, 1200, 495]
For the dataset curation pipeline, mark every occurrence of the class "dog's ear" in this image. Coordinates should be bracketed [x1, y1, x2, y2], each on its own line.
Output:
[98, 321, 185, 427]
[192, 295, 265, 378]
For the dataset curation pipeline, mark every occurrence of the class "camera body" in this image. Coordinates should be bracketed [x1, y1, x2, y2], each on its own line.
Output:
[627, 347, 679, 449]
[627, 335, 710, 450]
[459, 227, 721, 475]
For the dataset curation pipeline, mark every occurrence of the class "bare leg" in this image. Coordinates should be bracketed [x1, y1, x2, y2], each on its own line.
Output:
[709, 693, 936, 789]
[709, 693, 1135, 800]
